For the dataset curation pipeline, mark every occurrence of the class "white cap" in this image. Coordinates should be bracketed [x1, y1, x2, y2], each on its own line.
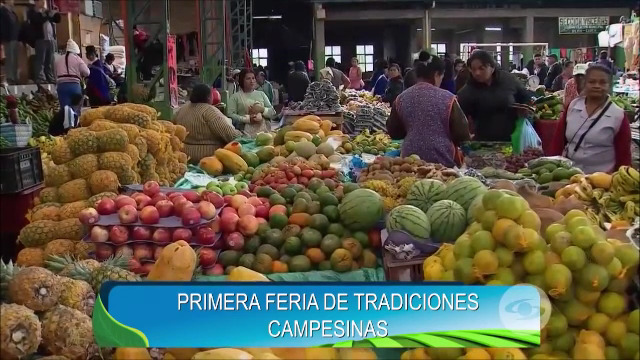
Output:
[231, 69, 241, 76]
[573, 64, 588, 76]
[66, 39, 80, 54]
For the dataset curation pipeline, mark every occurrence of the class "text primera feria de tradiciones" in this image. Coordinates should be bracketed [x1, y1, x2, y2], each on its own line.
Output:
[177, 292, 479, 338]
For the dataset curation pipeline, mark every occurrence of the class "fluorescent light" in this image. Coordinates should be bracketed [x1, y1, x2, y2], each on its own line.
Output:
[254, 15, 282, 19]
[431, 28, 436, 31]
[417, 28, 422, 31]
[485, 27, 502, 31]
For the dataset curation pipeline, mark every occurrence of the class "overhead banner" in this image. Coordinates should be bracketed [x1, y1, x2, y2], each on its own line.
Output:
[559, 17, 610, 34]
[93, 282, 548, 348]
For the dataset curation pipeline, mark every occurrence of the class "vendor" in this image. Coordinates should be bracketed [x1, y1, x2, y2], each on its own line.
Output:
[227, 68, 276, 135]
[563, 63, 587, 107]
[381, 63, 403, 104]
[551, 61, 574, 92]
[386, 55, 470, 168]
[457, 50, 531, 142]
[550, 65, 632, 173]
[172, 83, 241, 164]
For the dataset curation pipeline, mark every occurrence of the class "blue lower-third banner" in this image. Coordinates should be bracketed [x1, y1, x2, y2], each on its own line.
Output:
[93, 282, 549, 348]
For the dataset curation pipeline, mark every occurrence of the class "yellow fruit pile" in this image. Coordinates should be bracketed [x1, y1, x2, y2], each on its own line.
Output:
[423, 189, 640, 360]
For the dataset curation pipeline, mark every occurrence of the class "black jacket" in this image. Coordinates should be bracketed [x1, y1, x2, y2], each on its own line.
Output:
[26, 7, 61, 41]
[48, 107, 77, 137]
[457, 70, 532, 142]
[381, 76, 403, 104]
[544, 62, 563, 90]
[0, 6, 19, 42]
[287, 71, 310, 103]
[525, 60, 548, 84]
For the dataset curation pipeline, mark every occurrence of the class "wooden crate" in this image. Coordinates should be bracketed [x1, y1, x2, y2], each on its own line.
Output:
[382, 250, 427, 282]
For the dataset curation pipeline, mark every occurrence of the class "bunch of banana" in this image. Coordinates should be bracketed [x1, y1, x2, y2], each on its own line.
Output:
[28, 135, 62, 155]
[611, 166, 640, 198]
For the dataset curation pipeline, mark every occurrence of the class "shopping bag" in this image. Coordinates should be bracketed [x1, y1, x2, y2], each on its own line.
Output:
[511, 117, 542, 154]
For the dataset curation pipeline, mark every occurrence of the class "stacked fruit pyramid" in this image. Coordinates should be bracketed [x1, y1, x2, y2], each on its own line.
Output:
[421, 188, 640, 360]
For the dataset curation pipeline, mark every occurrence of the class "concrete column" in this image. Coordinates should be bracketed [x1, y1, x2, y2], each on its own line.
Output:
[313, 4, 326, 80]
[422, 10, 431, 52]
[523, 15, 534, 65]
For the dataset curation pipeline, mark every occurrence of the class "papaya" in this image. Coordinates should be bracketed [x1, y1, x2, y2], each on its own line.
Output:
[147, 240, 197, 281]
[224, 141, 243, 155]
[199, 156, 224, 176]
[165, 348, 201, 360]
[320, 120, 332, 134]
[297, 115, 322, 124]
[113, 348, 152, 360]
[191, 348, 253, 360]
[284, 131, 313, 142]
[214, 148, 248, 174]
[227, 266, 270, 281]
[292, 119, 321, 134]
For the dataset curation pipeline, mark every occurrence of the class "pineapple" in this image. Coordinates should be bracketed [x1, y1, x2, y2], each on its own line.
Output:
[51, 141, 74, 165]
[74, 241, 95, 260]
[139, 153, 157, 174]
[59, 200, 91, 220]
[0, 303, 42, 360]
[159, 120, 176, 134]
[116, 123, 141, 143]
[41, 305, 94, 360]
[96, 128, 129, 152]
[87, 170, 120, 195]
[7, 267, 60, 311]
[55, 218, 85, 241]
[58, 277, 95, 316]
[57, 179, 92, 204]
[87, 192, 117, 208]
[70, 259, 141, 293]
[98, 152, 133, 178]
[45, 255, 101, 277]
[119, 168, 141, 185]
[46, 164, 72, 187]
[174, 125, 188, 141]
[88, 119, 118, 132]
[33, 202, 62, 213]
[38, 356, 71, 360]
[141, 129, 162, 155]
[124, 144, 141, 163]
[133, 136, 148, 158]
[39, 186, 60, 203]
[18, 220, 58, 247]
[1, 261, 19, 302]
[32, 204, 61, 221]
[120, 103, 158, 120]
[44, 239, 76, 258]
[67, 154, 99, 180]
[78, 107, 106, 127]
[66, 130, 98, 157]
[16, 248, 45, 267]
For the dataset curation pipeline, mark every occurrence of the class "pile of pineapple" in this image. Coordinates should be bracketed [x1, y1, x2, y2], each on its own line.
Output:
[0, 255, 140, 360]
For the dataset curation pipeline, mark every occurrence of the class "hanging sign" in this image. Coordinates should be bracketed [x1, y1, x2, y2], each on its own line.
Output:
[167, 35, 178, 108]
[558, 17, 609, 34]
[52, 0, 80, 13]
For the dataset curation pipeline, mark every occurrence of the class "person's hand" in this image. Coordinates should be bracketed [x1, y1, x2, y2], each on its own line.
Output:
[251, 113, 263, 123]
[251, 103, 265, 114]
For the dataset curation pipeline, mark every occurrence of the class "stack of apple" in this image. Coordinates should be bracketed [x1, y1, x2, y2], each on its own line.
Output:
[81, 181, 224, 274]
[251, 162, 339, 190]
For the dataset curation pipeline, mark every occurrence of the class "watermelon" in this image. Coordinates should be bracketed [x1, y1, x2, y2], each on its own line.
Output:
[426, 200, 467, 243]
[444, 177, 487, 211]
[405, 179, 446, 213]
[338, 189, 384, 231]
[386, 205, 431, 239]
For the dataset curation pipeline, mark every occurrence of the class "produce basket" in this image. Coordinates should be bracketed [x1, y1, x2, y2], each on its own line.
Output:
[0, 123, 32, 147]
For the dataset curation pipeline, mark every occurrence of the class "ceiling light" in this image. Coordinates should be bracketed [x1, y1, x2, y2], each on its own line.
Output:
[254, 15, 282, 20]
[485, 27, 502, 31]
[417, 28, 422, 31]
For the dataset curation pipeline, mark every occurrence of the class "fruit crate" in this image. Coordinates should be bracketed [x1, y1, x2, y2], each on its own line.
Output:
[0, 146, 43, 194]
[382, 250, 427, 282]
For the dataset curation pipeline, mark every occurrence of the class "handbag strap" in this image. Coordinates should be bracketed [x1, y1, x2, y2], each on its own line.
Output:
[572, 100, 613, 154]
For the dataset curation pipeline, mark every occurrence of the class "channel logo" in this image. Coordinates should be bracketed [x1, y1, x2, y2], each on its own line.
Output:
[498, 285, 551, 330]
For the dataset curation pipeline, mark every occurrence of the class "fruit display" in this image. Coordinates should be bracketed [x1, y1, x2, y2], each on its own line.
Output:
[27, 135, 64, 176]
[358, 156, 461, 211]
[534, 94, 563, 119]
[504, 148, 545, 173]
[342, 102, 389, 135]
[339, 129, 399, 155]
[1, 89, 58, 137]
[556, 166, 640, 226]
[423, 188, 640, 360]
[215, 183, 383, 275]
[250, 157, 343, 190]
[288, 80, 342, 112]
[462, 142, 513, 170]
[518, 156, 583, 185]
[612, 94, 637, 113]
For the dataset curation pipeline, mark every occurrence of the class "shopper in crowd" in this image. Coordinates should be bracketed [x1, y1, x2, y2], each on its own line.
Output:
[28, 0, 61, 84]
[457, 50, 531, 142]
[322, 57, 350, 91]
[381, 63, 404, 104]
[550, 65, 631, 173]
[455, 67, 470, 93]
[227, 69, 240, 94]
[348, 57, 364, 90]
[563, 63, 588, 108]
[54, 39, 89, 108]
[287, 60, 310, 103]
[1, 0, 20, 85]
[551, 61, 574, 92]
[597, 50, 614, 73]
[544, 54, 563, 89]
[440, 57, 456, 94]
[369, 59, 389, 96]
[103, 53, 124, 87]
[525, 53, 548, 84]
[256, 71, 274, 104]
[85, 45, 113, 106]
[172, 83, 241, 164]
[227, 68, 276, 135]
[404, 51, 430, 89]
[454, 59, 465, 76]
[48, 92, 83, 136]
[386, 55, 470, 168]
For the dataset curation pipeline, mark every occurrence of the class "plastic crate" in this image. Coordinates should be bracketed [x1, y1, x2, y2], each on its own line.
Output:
[382, 250, 427, 282]
[0, 123, 33, 147]
[0, 147, 44, 194]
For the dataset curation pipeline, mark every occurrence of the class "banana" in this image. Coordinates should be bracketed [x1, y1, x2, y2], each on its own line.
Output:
[616, 167, 639, 194]
[625, 166, 640, 183]
[619, 194, 640, 203]
[586, 208, 600, 224]
[574, 186, 592, 202]
[592, 188, 604, 201]
[624, 201, 637, 220]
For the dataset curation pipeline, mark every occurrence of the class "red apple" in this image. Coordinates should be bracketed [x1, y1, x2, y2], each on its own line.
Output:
[152, 228, 171, 245]
[168, 192, 182, 200]
[133, 243, 154, 261]
[115, 195, 137, 209]
[134, 194, 152, 210]
[118, 204, 138, 224]
[95, 244, 114, 260]
[155, 200, 174, 217]
[237, 203, 256, 217]
[150, 193, 168, 205]
[198, 247, 218, 268]
[224, 232, 245, 251]
[223, 195, 233, 204]
[196, 226, 217, 246]
[181, 207, 202, 227]
[183, 191, 201, 203]
[130, 192, 143, 199]
[141, 263, 154, 274]
[204, 264, 224, 275]
[238, 215, 259, 236]
[78, 207, 100, 225]
[230, 195, 248, 209]
[254, 205, 269, 219]
[131, 226, 152, 241]
[96, 198, 117, 215]
[129, 258, 143, 273]
[197, 201, 217, 220]
[109, 225, 130, 245]
[247, 197, 263, 207]
[90, 225, 110, 243]
[172, 228, 193, 242]
[115, 245, 134, 258]
[139, 205, 160, 225]
[205, 192, 225, 209]
[238, 190, 253, 198]
[174, 200, 194, 217]
[221, 207, 238, 217]
[219, 212, 239, 233]
[170, 195, 187, 205]
[154, 246, 164, 260]
[143, 180, 161, 197]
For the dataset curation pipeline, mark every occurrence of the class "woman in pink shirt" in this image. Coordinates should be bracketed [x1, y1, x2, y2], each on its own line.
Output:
[55, 39, 89, 108]
[348, 57, 364, 90]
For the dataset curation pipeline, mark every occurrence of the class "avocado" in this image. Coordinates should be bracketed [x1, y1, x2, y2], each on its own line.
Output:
[274, 125, 292, 146]
[255, 132, 274, 146]
[218, 250, 242, 267]
[256, 146, 276, 163]
[240, 152, 260, 168]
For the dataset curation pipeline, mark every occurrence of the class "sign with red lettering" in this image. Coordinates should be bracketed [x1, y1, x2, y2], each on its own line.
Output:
[167, 35, 178, 108]
[53, 0, 80, 14]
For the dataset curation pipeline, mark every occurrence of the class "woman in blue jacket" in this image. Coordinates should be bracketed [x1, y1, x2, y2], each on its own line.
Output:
[368, 59, 389, 97]
[85, 45, 113, 106]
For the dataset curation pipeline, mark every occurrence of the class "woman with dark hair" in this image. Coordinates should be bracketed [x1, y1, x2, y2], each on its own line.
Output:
[172, 83, 241, 164]
[550, 65, 631, 173]
[85, 45, 114, 106]
[440, 57, 456, 94]
[381, 63, 403, 104]
[287, 61, 310, 102]
[368, 59, 389, 96]
[457, 50, 531, 141]
[454, 59, 465, 76]
[227, 68, 276, 135]
[386, 53, 470, 167]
